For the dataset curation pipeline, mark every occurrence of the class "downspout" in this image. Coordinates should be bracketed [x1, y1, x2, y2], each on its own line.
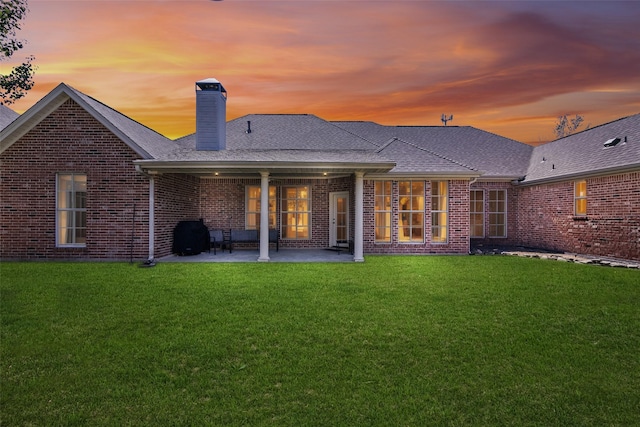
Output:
[135, 165, 155, 262]
[148, 176, 155, 262]
[468, 177, 478, 255]
[353, 171, 365, 262]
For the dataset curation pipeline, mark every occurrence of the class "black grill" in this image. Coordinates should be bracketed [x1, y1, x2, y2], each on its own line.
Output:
[172, 220, 209, 256]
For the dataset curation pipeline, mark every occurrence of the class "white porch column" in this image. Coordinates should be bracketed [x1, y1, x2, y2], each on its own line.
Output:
[354, 171, 365, 262]
[258, 171, 270, 262]
[148, 176, 155, 261]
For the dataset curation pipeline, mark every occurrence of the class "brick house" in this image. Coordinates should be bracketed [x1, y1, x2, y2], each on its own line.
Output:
[1, 79, 638, 261]
[514, 116, 640, 261]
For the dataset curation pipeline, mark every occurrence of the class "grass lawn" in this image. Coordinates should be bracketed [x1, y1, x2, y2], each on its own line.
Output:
[1, 256, 639, 426]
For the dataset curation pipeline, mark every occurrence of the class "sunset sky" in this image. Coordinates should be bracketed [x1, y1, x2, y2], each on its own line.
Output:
[5, 0, 640, 144]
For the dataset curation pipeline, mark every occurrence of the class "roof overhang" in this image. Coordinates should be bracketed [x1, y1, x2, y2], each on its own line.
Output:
[515, 164, 640, 186]
[365, 171, 483, 180]
[0, 88, 68, 154]
[133, 159, 396, 177]
[474, 175, 525, 183]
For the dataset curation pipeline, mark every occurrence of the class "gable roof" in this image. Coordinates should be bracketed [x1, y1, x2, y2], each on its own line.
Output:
[333, 122, 533, 179]
[0, 83, 176, 159]
[523, 113, 640, 184]
[0, 104, 19, 131]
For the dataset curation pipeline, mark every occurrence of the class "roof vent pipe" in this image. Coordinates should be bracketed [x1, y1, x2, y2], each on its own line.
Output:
[195, 78, 227, 151]
[246, 120, 252, 134]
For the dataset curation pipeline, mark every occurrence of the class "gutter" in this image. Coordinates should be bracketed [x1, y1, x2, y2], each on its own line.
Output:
[365, 171, 482, 180]
[133, 159, 397, 176]
[514, 164, 640, 187]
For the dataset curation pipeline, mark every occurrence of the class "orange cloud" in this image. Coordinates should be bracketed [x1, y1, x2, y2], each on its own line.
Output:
[8, 0, 640, 144]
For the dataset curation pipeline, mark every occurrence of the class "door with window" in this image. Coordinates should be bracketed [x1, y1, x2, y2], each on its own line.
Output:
[329, 192, 349, 248]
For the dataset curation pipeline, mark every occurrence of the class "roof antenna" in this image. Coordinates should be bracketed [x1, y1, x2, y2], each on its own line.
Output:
[441, 114, 453, 126]
[246, 120, 252, 134]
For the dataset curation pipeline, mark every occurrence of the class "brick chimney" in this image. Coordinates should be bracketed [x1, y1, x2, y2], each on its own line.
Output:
[195, 78, 227, 151]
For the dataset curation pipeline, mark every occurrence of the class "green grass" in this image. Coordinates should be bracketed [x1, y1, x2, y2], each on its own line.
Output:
[1, 257, 639, 426]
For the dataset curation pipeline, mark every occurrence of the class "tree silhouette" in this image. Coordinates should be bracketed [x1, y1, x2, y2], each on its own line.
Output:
[1, 0, 36, 105]
[554, 114, 588, 139]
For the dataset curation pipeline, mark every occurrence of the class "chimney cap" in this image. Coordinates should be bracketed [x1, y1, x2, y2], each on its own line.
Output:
[196, 78, 226, 94]
[197, 77, 222, 84]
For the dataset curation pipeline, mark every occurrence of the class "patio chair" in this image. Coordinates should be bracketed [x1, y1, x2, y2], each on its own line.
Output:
[209, 229, 226, 254]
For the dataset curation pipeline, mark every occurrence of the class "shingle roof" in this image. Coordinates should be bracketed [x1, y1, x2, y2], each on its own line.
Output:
[168, 114, 395, 171]
[523, 114, 640, 184]
[5, 82, 637, 182]
[0, 104, 19, 131]
[173, 116, 522, 176]
[156, 148, 388, 164]
[333, 122, 532, 178]
[376, 138, 477, 175]
[177, 114, 380, 151]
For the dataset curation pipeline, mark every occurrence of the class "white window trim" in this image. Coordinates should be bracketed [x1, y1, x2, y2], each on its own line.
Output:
[431, 181, 448, 244]
[488, 189, 507, 238]
[470, 189, 485, 238]
[280, 185, 311, 240]
[56, 173, 87, 248]
[374, 180, 392, 244]
[245, 185, 276, 230]
[574, 180, 587, 216]
[398, 180, 426, 244]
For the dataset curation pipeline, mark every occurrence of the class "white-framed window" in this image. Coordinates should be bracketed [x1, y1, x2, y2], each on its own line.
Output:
[57, 173, 87, 247]
[374, 181, 392, 243]
[574, 180, 587, 216]
[488, 189, 507, 238]
[398, 181, 424, 243]
[431, 181, 448, 243]
[246, 185, 276, 230]
[281, 185, 310, 239]
[470, 189, 484, 238]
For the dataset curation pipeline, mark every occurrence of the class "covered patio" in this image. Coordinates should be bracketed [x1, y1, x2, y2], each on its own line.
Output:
[136, 156, 394, 263]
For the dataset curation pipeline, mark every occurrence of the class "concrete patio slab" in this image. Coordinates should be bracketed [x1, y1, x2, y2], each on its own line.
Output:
[159, 248, 356, 263]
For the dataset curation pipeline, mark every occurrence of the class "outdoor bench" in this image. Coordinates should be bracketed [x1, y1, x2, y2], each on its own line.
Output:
[229, 229, 279, 253]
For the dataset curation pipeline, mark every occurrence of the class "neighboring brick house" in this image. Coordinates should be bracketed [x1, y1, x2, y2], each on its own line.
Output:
[1, 79, 638, 261]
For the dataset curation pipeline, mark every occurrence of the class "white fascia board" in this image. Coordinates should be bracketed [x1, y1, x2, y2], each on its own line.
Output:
[474, 175, 526, 183]
[365, 171, 482, 180]
[0, 85, 70, 153]
[63, 87, 153, 159]
[0, 83, 152, 159]
[516, 164, 640, 186]
[133, 160, 396, 173]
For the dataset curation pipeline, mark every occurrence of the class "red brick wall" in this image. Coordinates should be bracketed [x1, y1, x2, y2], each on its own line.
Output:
[363, 179, 470, 254]
[154, 174, 201, 257]
[469, 181, 519, 247]
[515, 172, 640, 261]
[0, 99, 150, 260]
[5, 100, 634, 262]
[198, 177, 471, 254]
[199, 177, 337, 249]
